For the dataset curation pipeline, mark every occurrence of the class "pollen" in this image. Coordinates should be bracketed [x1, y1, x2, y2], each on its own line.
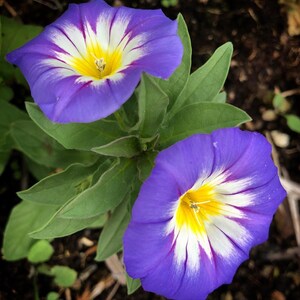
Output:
[175, 183, 223, 235]
[68, 42, 123, 80]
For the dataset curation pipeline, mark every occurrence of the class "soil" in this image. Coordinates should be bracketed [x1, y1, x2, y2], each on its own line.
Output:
[0, 0, 299, 299]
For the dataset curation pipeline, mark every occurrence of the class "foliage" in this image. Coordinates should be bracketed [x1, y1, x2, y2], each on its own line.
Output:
[1, 13, 251, 297]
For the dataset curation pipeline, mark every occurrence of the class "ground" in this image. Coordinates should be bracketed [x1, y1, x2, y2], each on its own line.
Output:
[0, 0, 299, 299]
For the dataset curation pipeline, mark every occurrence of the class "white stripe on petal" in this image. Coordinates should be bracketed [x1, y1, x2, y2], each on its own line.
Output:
[95, 15, 111, 50]
[109, 14, 130, 49]
[213, 216, 249, 248]
[216, 177, 253, 194]
[49, 25, 83, 58]
[217, 192, 254, 207]
[206, 223, 235, 258]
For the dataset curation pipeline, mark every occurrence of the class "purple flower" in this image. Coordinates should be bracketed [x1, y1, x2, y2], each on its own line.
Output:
[7, 0, 183, 123]
[124, 128, 286, 300]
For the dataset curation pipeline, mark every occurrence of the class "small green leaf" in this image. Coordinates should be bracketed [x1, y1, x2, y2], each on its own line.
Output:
[126, 273, 141, 295]
[11, 120, 97, 168]
[92, 136, 140, 158]
[27, 240, 54, 263]
[3, 201, 57, 260]
[286, 114, 300, 133]
[170, 42, 233, 116]
[51, 266, 77, 288]
[96, 198, 131, 261]
[154, 14, 191, 110]
[26, 102, 125, 150]
[60, 159, 136, 219]
[47, 292, 60, 300]
[135, 74, 169, 138]
[160, 102, 251, 147]
[273, 93, 290, 113]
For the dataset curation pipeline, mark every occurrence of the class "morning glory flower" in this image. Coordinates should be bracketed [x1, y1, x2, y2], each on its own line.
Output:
[124, 128, 286, 300]
[7, 0, 183, 123]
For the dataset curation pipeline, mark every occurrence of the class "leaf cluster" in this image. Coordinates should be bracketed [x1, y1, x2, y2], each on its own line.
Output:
[1, 14, 251, 296]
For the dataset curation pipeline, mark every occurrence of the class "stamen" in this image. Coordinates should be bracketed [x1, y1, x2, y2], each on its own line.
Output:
[95, 58, 106, 72]
[189, 202, 200, 213]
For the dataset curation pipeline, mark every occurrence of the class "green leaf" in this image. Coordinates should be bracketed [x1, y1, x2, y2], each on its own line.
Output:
[92, 136, 140, 158]
[286, 114, 300, 133]
[273, 92, 290, 113]
[0, 150, 10, 175]
[154, 14, 191, 110]
[0, 99, 28, 150]
[137, 151, 157, 182]
[170, 42, 233, 116]
[126, 273, 141, 295]
[96, 198, 131, 261]
[160, 102, 251, 147]
[0, 84, 14, 102]
[27, 240, 54, 263]
[51, 266, 77, 288]
[24, 157, 54, 180]
[0, 16, 42, 57]
[18, 163, 100, 206]
[11, 120, 97, 168]
[135, 74, 169, 138]
[26, 102, 125, 150]
[30, 214, 104, 239]
[24, 162, 111, 238]
[47, 292, 60, 300]
[3, 201, 57, 260]
[212, 91, 227, 103]
[0, 16, 42, 84]
[60, 159, 136, 219]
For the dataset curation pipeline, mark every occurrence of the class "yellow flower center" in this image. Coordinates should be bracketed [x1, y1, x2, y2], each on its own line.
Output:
[69, 42, 123, 80]
[175, 183, 223, 235]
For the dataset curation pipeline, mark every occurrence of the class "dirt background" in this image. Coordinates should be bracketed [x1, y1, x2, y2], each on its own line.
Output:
[0, 0, 299, 299]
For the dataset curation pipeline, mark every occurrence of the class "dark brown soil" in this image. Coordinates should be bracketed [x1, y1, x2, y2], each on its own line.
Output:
[1, 0, 299, 299]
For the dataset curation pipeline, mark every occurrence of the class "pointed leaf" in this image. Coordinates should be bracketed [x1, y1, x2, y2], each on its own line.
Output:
[154, 14, 191, 109]
[30, 214, 106, 239]
[92, 136, 140, 158]
[160, 102, 251, 147]
[136, 74, 169, 138]
[60, 159, 136, 218]
[126, 273, 141, 295]
[26, 102, 125, 150]
[18, 163, 102, 206]
[96, 198, 131, 261]
[170, 42, 233, 115]
[11, 120, 97, 168]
